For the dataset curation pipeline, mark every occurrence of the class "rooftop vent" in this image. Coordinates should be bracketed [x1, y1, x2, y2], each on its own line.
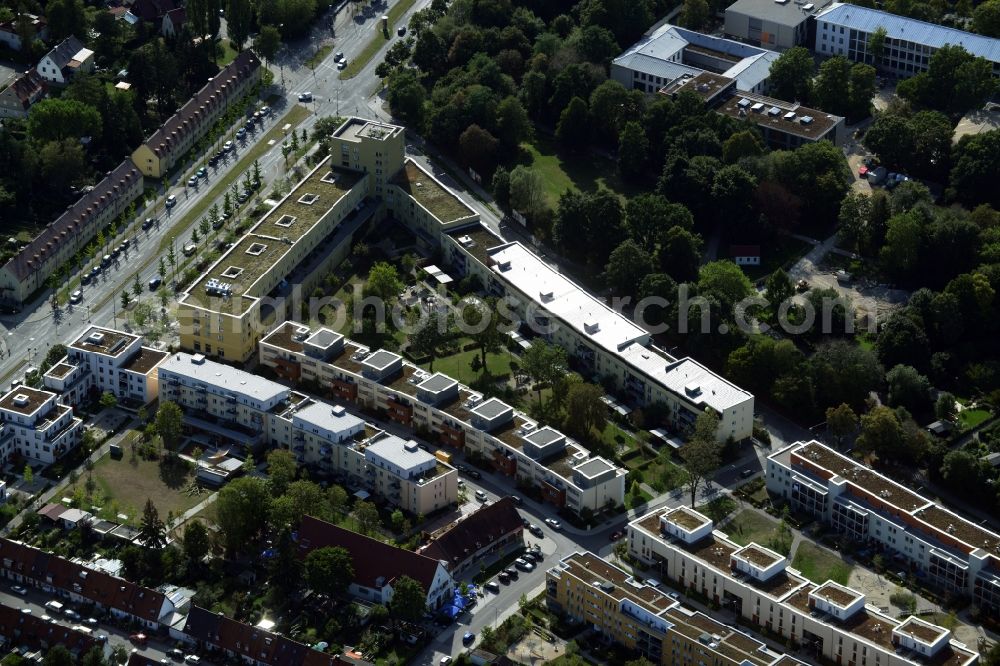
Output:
[457, 235, 475, 248]
[784, 111, 797, 121]
[751, 102, 765, 113]
[768, 106, 781, 116]
[275, 214, 296, 228]
[221, 266, 243, 279]
[684, 383, 702, 397]
[191, 354, 206, 365]
[737, 98, 751, 108]
[12, 394, 29, 408]
[297, 193, 319, 205]
[497, 260, 511, 272]
[803, 2, 815, 8]
[332, 405, 346, 417]
[584, 321, 600, 334]
[404, 440, 419, 452]
[87, 331, 105, 345]
[799, 116, 814, 125]
[246, 242, 267, 256]
[321, 171, 338, 184]
[540, 290, 554, 302]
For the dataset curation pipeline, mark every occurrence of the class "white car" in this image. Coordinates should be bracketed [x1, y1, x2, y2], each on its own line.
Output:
[544, 518, 562, 530]
[69, 290, 82, 304]
[165, 195, 177, 208]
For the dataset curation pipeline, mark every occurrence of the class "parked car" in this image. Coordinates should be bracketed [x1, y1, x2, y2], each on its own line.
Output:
[149, 277, 162, 291]
[462, 632, 475, 645]
[485, 581, 500, 593]
[11, 585, 27, 596]
[509, 495, 522, 505]
[165, 195, 177, 208]
[544, 518, 562, 530]
[260, 105, 271, 116]
[166, 651, 184, 662]
[81, 273, 92, 285]
[90, 265, 101, 277]
[397, 25, 406, 35]
[223, 140, 234, 152]
[515, 558, 534, 572]
[467, 469, 482, 480]
[474, 489, 487, 502]
[504, 567, 518, 579]
[740, 469, 755, 479]
[236, 128, 247, 140]
[196, 167, 207, 179]
[187, 176, 198, 187]
[69, 290, 82, 304]
[101, 254, 111, 267]
[129, 633, 147, 645]
[528, 524, 543, 538]
[498, 571, 510, 584]
[184, 657, 201, 665]
[84, 617, 98, 625]
[335, 52, 344, 62]
[337, 60, 347, 70]
[142, 217, 156, 230]
[63, 608, 80, 621]
[45, 600, 64, 612]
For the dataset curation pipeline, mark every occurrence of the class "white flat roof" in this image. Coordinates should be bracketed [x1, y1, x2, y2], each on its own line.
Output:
[293, 401, 364, 435]
[620, 344, 753, 412]
[365, 435, 436, 472]
[159, 353, 288, 404]
[489, 243, 649, 355]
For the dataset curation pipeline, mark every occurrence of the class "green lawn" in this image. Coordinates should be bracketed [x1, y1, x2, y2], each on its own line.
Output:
[217, 39, 239, 66]
[727, 509, 781, 547]
[67, 451, 207, 525]
[339, 0, 418, 80]
[601, 422, 639, 457]
[959, 408, 991, 431]
[792, 541, 854, 585]
[520, 134, 637, 208]
[625, 488, 653, 509]
[422, 348, 513, 383]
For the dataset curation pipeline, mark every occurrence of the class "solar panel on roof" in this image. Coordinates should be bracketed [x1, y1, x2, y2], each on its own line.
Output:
[737, 98, 751, 108]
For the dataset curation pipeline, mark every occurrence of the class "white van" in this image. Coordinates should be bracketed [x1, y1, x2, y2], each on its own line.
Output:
[44, 600, 64, 612]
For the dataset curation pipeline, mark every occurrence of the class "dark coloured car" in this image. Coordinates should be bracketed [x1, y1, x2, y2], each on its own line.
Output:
[467, 469, 482, 480]
[142, 218, 155, 230]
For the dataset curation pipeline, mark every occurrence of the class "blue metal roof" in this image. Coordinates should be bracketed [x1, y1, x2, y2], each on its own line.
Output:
[816, 3, 1000, 64]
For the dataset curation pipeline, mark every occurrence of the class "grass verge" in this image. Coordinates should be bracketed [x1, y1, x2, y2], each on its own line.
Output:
[338, 0, 418, 80]
[792, 541, 854, 585]
[959, 408, 991, 431]
[306, 44, 334, 70]
[519, 134, 637, 208]
[726, 509, 781, 547]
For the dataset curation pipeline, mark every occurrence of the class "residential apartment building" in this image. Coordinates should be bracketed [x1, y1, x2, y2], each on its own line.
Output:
[0, 70, 46, 119]
[182, 605, 338, 666]
[546, 551, 809, 666]
[297, 515, 455, 610]
[259, 322, 625, 515]
[725, 0, 833, 51]
[627, 506, 978, 666]
[0, 385, 82, 465]
[327, 117, 406, 198]
[612, 24, 779, 95]
[0, 159, 143, 306]
[159, 351, 457, 513]
[768, 440, 1000, 616]
[0, 537, 178, 630]
[175, 152, 372, 363]
[440, 232, 754, 443]
[814, 3, 1000, 78]
[42, 326, 167, 407]
[387, 160, 479, 245]
[131, 50, 260, 178]
[417, 496, 524, 578]
[36, 35, 93, 84]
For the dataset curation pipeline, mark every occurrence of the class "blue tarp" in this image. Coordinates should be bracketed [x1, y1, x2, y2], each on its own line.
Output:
[440, 586, 479, 618]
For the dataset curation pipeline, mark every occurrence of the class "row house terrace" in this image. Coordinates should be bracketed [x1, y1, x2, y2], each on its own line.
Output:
[0, 538, 175, 630]
[768, 440, 1000, 616]
[259, 322, 626, 515]
[627, 506, 978, 666]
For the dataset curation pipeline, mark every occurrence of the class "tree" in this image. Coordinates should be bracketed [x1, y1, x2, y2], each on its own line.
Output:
[764, 269, 794, 317]
[226, 0, 253, 49]
[574, 24, 620, 64]
[43, 645, 74, 666]
[352, 500, 380, 535]
[625, 195, 691, 253]
[681, 0, 710, 29]
[23, 465, 32, 485]
[605, 240, 654, 298]
[492, 166, 511, 210]
[556, 97, 590, 147]
[869, 26, 887, 71]
[390, 575, 427, 621]
[155, 401, 184, 450]
[365, 262, 403, 301]
[458, 124, 499, 175]
[255, 25, 281, 66]
[769, 47, 814, 102]
[951, 130, 1000, 209]
[508, 165, 546, 218]
[99, 391, 118, 409]
[159, 257, 167, 280]
[328, 485, 348, 516]
[410, 309, 451, 372]
[935, 392, 956, 421]
[826, 403, 859, 447]
[266, 449, 298, 497]
[698, 260, 754, 314]
[216, 477, 270, 554]
[865, 114, 916, 169]
[521, 340, 568, 407]
[270, 480, 327, 529]
[563, 382, 608, 444]
[722, 130, 765, 164]
[495, 96, 532, 151]
[886, 364, 932, 414]
[681, 410, 722, 507]
[618, 121, 649, 180]
[305, 546, 355, 597]
[387, 69, 426, 130]
[465, 298, 505, 373]
[897, 44, 996, 114]
[391, 509, 405, 532]
[659, 227, 704, 283]
[139, 499, 166, 550]
[809, 341, 885, 411]
[847, 63, 877, 121]
[45, 0, 86, 42]
[132, 273, 143, 298]
[183, 520, 210, 563]
[857, 406, 906, 460]
[941, 449, 983, 489]
[814, 56, 851, 115]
